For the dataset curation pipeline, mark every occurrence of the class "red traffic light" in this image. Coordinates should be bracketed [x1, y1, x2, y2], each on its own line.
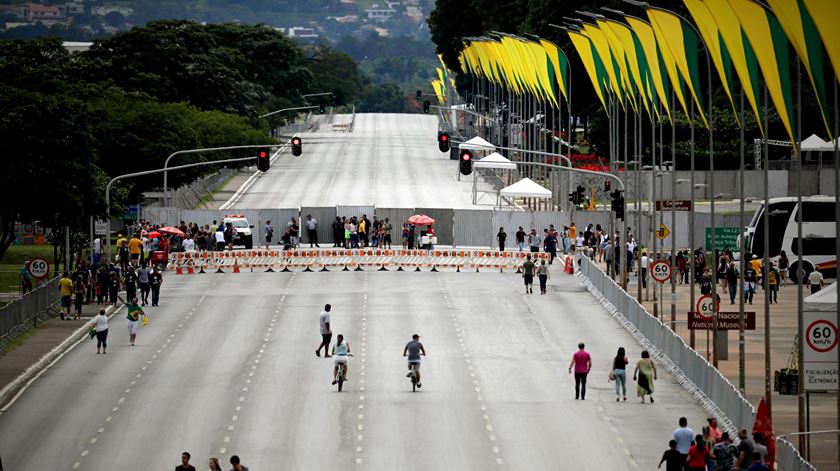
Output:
[461, 153, 471, 161]
[258, 150, 269, 158]
[292, 137, 301, 146]
[441, 134, 448, 141]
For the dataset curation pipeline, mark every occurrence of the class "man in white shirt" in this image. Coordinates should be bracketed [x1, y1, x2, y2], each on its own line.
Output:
[640, 252, 650, 289]
[808, 267, 824, 294]
[305, 215, 319, 247]
[215, 228, 226, 251]
[182, 236, 195, 251]
[92, 237, 102, 266]
[316, 304, 332, 358]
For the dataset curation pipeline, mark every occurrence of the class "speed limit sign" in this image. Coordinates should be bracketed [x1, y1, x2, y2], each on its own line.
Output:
[695, 294, 717, 318]
[650, 260, 671, 283]
[27, 257, 50, 279]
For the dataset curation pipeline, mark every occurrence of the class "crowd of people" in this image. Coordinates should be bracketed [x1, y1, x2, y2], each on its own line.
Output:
[662, 417, 772, 470]
[175, 452, 249, 471]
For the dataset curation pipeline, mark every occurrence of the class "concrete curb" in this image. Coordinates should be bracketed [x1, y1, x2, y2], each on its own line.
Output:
[0, 303, 124, 413]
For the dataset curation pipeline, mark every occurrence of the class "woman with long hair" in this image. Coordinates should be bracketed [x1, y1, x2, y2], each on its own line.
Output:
[612, 347, 628, 402]
[633, 350, 657, 403]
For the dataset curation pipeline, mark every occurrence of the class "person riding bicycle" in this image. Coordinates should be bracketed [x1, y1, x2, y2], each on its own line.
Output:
[331, 334, 350, 385]
[403, 333, 426, 388]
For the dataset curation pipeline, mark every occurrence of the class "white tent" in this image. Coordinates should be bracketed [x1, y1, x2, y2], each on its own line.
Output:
[800, 134, 830, 151]
[459, 136, 496, 151]
[474, 152, 517, 170]
[804, 282, 837, 312]
[499, 178, 552, 198]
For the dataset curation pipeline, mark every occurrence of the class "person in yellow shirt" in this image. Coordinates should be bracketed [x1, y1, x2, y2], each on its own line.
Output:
[116, 234, 129, 272]
[749, 255, 763, 282]
[569, 223, 577, 240]
[58, 272, 73, 320]
[128, 234, 143, 266]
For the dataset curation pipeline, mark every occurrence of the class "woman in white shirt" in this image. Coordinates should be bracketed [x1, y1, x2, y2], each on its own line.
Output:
[90, 308, 109, 354]
[182, 236, 195, 252]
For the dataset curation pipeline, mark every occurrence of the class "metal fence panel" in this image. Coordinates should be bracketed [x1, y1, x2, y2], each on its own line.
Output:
[454, 209, 493, 247]
[492, 211, 532, 241]
[300, 207, 336, 247]
[336, 205, 375, 221]
[0, 276, 59, 349]
[375, 208, 415, 246]
[414, 208, 454, 246]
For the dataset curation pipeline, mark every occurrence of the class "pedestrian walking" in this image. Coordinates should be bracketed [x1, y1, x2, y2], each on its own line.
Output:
[176, 451, 196, 471]
[522, 254, 535, 294]
[90, 308, 109, 354]
[383, 218, 392, 249]
[229, 455, 249, 471]
[537, 260, 550, 294]
[778, 250, 789, 285]
[129, 233, 143, 267]
[528, 229, 541, 253]
[117, 233, 129, 274]
[604, 240, 614, 276]
[735, 429, 755, 469]
[208, 457, 223, 471]
[658, 440, 683, 471]
[120, 296, 145, 346]
[496, 227, 507, 252]
[568, 342, 591, 400]
[673, 417, 695, 464]
[19, 261, 33, 295]
[92, 236, 102, 267]
[124, 266, 138, 301]
[685, 435, 710, 471]
[808, 266, 824, 294]
[149, 266, 163, 307]
[700, 267, 713, 295]
[73, 276, 86, 320]
[305, 215, 319, 247]
[612, 347, 628, 402]
[633, 350, 657, 403]
[59, 271, 73, 320]
[544, 229, 557, 263]
[263, 220, 273, 249]
[515, 226, 526, 251]
[726, 262, 738, 304]
[215, 226, 226, 251]
[744, 265, 757, 304]
[767, 263, 779, 303]
[707, 417, 722, 444]
[137, 263, 150, 306]
[713, 432, 738, 471]
[316, 304, 332, 357]
[640, 251, 649, 289]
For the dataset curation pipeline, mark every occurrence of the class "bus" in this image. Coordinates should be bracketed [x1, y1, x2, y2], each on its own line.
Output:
[743, 196, 837, 283]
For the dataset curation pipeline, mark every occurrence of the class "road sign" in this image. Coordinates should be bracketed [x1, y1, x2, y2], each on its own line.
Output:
[705, 227, 740, 251]
[122, 204, 139, 221]
[804, 311, 838, 391]
[650, 260, 671, 282]
[696, 294, 717, 316]
[656, 223, 670, 241]
[27, 257, 50, 279]
[94, 219, 109, 235]
[655, 200, 692, 211]
[688, 311, 756, 330]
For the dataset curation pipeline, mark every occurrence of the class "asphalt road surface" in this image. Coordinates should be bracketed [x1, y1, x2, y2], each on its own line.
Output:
[0, 271, 709, 470]
[225, 113, 479, 209]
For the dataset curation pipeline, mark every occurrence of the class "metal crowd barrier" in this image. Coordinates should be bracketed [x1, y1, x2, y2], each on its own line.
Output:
[0, 276, 61, 354]
[575, 254, 818, 471]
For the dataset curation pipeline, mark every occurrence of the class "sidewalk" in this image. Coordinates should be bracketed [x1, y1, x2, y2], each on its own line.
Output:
[0, 301, 121, 410]
[590, 257, 837, 469]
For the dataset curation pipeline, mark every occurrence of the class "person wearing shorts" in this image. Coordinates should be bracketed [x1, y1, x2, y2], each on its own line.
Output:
[331, 334, 350, 384]
[59, 271, 73, 320]
[522, 254, 535, 294]
[403, 334, 426, 387]
[316, 304, 332, 357]
[121, 296, 144, 346]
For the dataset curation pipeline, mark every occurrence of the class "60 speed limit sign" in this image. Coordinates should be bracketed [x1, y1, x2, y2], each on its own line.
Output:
[696, 294, 717, 318]
[27, 257, 50, 279]
[650, 260, 671, 283]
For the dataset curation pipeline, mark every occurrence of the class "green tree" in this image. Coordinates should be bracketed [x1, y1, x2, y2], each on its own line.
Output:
[358, 83, 408, 113]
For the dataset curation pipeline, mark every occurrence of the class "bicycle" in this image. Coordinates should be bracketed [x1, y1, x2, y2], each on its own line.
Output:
[335, 354, 352, 392]
[407, 361, 422, 392]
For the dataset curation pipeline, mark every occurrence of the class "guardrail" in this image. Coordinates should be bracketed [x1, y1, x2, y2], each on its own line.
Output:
[575, 254, 818, 471]
[0, 276, 61, 354]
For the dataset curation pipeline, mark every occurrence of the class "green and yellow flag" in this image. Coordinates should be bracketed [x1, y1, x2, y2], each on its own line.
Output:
[683, 0, 738, 122]
[540, 39, 571, 102]
[767, 0, 832, 138]
[647, 7, 708, 128]
[603, 19, 654, 119]
[625, 15, 673, 123]
[802, 0, 840, 88]
[728, 0, 797, 148]
[568, 29, 611, 116]
[701, 0, 763, 135]
[582, 23, 625, 107]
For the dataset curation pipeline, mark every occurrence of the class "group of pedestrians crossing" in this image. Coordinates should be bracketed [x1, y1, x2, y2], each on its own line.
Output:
[662, 417, 771, 470]
[175, 451, 248, 471]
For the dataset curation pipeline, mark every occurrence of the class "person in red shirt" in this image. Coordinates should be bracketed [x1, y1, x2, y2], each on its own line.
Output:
[567, 342, 592, 400]
[685, 434, 710, 471]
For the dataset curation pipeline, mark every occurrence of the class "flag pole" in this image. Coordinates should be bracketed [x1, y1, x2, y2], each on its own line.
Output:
[739, 85, 746, 394]
[764, 83, 773, 419]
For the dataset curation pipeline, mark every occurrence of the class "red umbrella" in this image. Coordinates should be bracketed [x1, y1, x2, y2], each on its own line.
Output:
[158, 226, 186, 237]
[407, 214, 435, 225]
[147, 231, 161, 239]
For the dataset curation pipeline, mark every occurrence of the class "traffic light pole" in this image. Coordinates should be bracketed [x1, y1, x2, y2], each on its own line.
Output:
[105, 155, 257, 264]
[163, 144, 279, 207]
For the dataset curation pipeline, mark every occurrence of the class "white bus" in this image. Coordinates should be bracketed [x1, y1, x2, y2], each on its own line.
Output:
[743, 196, 837, 283]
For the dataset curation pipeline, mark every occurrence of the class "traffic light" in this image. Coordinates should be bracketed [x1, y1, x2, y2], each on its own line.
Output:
[423, 100, 430, 113]
[610, 190, 625, 220]
[604, 179, 611, 192]
[416, 90, 422, 100]
[575, 185, 585, 205]
[257, 147, 271, 172]
[291, 137, 302, 156]
[459, 149, 473, 175]
[438, 132, 450, 152]
[318, 103, 326, 114]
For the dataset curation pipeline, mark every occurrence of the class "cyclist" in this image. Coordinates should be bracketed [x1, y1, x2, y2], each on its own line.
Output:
[403, 334, 426, 388]
[331, 334, 350, 385]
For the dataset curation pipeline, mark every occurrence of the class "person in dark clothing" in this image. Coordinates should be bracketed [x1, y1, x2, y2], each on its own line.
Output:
[108, 272, 120, 306]
[658, 440, 683, 471]
[332, 217, 343, 247]
[496, 227, 507, 252]
[726, 262, 738, 304]
[149, 267, 163, 307]
[124, 267, 138, 301]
